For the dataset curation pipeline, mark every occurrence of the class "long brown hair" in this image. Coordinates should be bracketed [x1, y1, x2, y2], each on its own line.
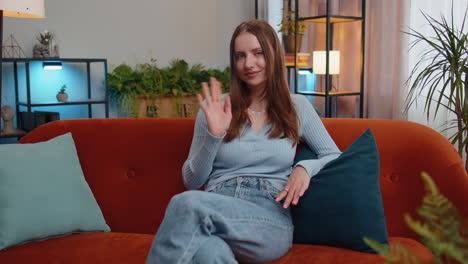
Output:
[224, 19, 300, 146]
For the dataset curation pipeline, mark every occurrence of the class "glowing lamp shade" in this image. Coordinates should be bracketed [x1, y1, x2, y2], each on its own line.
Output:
[0, 0, 45, 18]
[43, 62, 62, 70]
[313, 50, 340, 75]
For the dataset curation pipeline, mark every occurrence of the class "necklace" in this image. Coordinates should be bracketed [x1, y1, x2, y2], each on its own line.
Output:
[248, 108, 266, 115]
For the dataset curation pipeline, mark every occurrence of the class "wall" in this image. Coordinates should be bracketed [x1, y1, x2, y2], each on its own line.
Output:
[4, 0, 255, 69]
[407, 0, 467, 137]
[0, 0, 254, 143]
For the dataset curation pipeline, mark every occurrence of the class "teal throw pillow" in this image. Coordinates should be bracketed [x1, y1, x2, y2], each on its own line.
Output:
[292, 129, 388, 253]
[0, 133, 110, 250]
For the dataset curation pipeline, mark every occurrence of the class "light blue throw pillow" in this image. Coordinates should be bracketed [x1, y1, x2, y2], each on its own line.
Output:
[0, 133, 110, 250]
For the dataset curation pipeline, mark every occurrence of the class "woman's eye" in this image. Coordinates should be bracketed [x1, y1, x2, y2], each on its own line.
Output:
[256, 51, 264, 56]
[236, 54, 246, 59]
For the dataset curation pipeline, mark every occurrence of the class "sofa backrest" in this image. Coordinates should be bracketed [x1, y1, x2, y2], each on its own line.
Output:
[18, 118, 468, 239]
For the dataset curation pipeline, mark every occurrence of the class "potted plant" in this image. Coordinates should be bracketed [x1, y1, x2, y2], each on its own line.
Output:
[56, 85, 68, 102]
[108, 58, 230, 118]
[404, 4, 468, 169]
[278, 10, 307, 53]
[364, 172, 468, 263]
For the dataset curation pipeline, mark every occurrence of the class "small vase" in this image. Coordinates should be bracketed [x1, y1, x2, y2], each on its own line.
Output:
[57, 93, 68, 102]
[283, 34, 303, 54]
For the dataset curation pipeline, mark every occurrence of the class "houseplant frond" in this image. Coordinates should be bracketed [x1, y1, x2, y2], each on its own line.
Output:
[365, 172, 468, 263]
[404, 2, 468, 166]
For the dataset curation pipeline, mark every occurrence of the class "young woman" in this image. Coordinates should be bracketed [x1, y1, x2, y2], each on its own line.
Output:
[146, 19, 341, 264]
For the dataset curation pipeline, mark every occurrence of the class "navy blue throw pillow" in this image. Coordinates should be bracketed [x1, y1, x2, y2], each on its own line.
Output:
[292, 129, 388, 253]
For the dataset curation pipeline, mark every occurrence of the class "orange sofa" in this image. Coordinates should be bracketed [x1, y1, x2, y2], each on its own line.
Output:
[1, 118, 467, 263]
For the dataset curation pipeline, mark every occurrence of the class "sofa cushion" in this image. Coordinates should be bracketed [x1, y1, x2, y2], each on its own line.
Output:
[0, 234, 431, 264]
[0, 232, 153, 264]
[264, 237, 433, 264]
[292, 129, 388, 252]
[0, 133, 110, 250]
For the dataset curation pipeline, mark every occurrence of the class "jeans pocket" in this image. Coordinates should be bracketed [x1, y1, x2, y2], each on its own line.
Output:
[209, 178, 238, 195]
[260, 179, 282, 202]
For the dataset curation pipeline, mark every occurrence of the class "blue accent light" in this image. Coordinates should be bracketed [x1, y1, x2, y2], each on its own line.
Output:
[43, 62, 62, 70]
[298, 69, 312, 75]
[298, 68, 316, 94]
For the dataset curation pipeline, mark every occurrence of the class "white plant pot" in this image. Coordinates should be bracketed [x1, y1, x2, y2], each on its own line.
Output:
[56, 93, 68, 102]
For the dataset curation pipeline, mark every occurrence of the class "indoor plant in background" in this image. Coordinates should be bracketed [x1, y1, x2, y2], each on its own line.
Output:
[56, 84, 68, 102]
[405, 4, 468, 169]
[108, 59, 230, 118]
[278, 9, 307, 53]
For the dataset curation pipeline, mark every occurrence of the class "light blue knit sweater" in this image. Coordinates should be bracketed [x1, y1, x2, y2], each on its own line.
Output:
[182, 94, 342, 192]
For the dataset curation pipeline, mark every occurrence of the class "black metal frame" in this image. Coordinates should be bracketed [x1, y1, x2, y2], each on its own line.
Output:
[0, 58, 109, 138]
[290, 0, 366, 118]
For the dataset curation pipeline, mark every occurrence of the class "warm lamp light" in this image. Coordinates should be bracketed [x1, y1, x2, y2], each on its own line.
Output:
[313, 50, 340, 75]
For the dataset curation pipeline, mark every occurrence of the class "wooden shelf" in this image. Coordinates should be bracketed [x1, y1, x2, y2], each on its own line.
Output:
[297, 91, 361, 97]
[1, 58, 107, 63]
[299, 15, 363, 23]
[0, 129, 26, 138]
[18, 99, 107, 107]
[285, 63, 312, 68]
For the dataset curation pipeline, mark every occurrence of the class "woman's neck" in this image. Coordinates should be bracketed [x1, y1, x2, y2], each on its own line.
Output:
[249, 97, 267, 112]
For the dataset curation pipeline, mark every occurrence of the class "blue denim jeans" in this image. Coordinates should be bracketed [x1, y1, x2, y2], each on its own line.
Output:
[146, 177, 294, 264]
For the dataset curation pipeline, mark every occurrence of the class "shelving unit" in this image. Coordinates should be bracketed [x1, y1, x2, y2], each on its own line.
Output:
[291, 0, 366, 118]
[0, 58, 109, 139]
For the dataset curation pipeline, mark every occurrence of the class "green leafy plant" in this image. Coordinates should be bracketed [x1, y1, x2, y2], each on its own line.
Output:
[278, 10, 306, 35]
[404, 3, 468, 168]
[37, 30, 53, 45]
[107, 58, 230, 117]
[57, 84, 67, 94]
[364, 172, 468, 264]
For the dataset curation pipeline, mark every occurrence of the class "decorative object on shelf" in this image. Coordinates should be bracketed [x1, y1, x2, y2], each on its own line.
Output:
[0, 105, 24, 136]
[56, 85, 68, 102]
[285, 52, 310, 67]
[108, 58, 230, 118]
[33, 30, 59, 58]
[0, 1, 45, 138]
[278, 9, 306, 53]
[18, 111, 60, 132]
[2, 58, 108, 139]
[404, 3, 468, 170]
[313, 50, 340, 91]
[286, 0, 366, 118]
[2, 34, 25, 58]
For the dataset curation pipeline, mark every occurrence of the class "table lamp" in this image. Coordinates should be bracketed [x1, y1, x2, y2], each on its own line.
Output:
[0, 0, 45, 120]
[313, 50, 340, 91]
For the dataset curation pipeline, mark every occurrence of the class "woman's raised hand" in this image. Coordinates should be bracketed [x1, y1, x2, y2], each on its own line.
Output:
[197, 77, 232, 137]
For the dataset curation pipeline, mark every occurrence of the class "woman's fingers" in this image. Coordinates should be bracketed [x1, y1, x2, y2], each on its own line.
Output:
[201, 82, 212, 104]
[275, 176, 310, 208]
[197, 93, 206, 110]
[283, 189, 295, 209]
[210, 77, 221, 102]
[224, 95, 232, 115]
[275, 189, 288, 202]
[299, 180, 309, 197]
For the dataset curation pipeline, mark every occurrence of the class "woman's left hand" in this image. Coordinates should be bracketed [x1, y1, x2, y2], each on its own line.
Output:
[275, 166, 310, 209]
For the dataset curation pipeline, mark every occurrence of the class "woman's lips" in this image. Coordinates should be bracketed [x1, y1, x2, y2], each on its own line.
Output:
[245, 71, 259, 78]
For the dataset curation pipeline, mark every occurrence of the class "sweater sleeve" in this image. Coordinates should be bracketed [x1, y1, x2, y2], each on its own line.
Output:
[182, 110, 225, 190]
[293, 95, 342, 177]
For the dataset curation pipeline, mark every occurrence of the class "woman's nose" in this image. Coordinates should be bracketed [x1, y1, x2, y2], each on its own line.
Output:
[244, 54, 255, 69]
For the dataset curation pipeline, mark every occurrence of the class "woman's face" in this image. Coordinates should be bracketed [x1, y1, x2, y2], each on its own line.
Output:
[234, 32, 267, 92]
